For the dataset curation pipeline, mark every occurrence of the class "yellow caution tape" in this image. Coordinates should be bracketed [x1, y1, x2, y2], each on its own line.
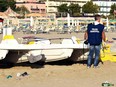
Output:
[100, 44, 116, 62]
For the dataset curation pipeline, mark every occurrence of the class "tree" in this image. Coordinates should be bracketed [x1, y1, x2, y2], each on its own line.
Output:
[68, 3, 81, 17]
[57, 4, 68, 17]
[7, 0, 16, 11]
[0, 0, 16, 12]
[82, 1, 99, 14]
[57, 4, 68, 13]
[110, 3, 116, 15]
[0, 0, 7, 12]
[57, 3, 81, 17]
[16, 5, 30, 16]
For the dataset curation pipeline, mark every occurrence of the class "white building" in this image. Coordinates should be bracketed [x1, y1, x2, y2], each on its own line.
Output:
[46, 0, 90, 13]
[14, 0, 116, 16]
[93, 0, 116, 16]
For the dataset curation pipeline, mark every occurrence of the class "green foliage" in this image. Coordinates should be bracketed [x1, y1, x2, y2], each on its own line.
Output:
[68, 3, 81, 16]
[108, 15, 115, 19]
[73, 13, 81, 17]
[0, 0, 16, 12]
[110, 3, 116, 15]
[57, 4, 68, 13]
[16, 5, 30, 16]
[0, 0, 7, 12]
[0, 0, 29, 17]
[82, 1, 99, 13]
[57, 3, 81, 17]
[7, 0, 16, 11]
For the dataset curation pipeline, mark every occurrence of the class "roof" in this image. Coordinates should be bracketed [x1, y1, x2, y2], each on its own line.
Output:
[0, 12, 7, 18]
[4, 7, 20, 17]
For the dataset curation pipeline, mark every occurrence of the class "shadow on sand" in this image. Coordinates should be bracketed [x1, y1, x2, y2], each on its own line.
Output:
[46, 59, 87, 66]
[0, 56, 105, 69]
[0, 59, 88, 69]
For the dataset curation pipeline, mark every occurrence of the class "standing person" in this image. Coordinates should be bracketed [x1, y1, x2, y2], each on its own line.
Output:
[84, 14, 106, 68]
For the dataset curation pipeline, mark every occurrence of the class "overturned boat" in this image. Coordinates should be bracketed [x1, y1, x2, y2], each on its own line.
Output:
[0, 27, 88, 64]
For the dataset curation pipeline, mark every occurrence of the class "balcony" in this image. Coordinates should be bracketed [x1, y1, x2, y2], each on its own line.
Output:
[16, 1, 45, 4]
[31, 8, 46, 13]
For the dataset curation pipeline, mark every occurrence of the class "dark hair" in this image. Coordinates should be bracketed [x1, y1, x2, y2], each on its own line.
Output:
[94, 14, 101, 21]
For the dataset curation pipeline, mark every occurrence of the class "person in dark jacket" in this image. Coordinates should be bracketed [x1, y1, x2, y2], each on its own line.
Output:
[84, 14, 106, 68]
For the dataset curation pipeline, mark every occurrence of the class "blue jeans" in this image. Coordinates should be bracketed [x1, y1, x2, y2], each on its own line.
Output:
[87, 45, 101, 67]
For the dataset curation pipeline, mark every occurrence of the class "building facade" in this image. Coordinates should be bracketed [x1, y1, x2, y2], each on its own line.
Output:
[15, 0, 116, 16]
[15, 0, 46, 13]
[46, 0, 90, 13]
[93, 0, 116, 16]
[15, 0, 91, 15]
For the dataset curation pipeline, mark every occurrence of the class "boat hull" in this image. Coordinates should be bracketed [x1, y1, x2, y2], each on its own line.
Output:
[3, 49, 73, 63]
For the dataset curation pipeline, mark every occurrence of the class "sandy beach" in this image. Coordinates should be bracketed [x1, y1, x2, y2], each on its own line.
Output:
[0, 31, 116, 87]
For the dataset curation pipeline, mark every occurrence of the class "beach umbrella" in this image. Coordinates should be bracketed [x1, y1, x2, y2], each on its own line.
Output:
[77, 20, 79, 26]
[76, 20, 79, 30]
[30, 16, 34, 27]
[106, 17, 109, 31]
[67, 13, 70, 27]
[71, 19, 74, 26]
[7, 18, 10, 26]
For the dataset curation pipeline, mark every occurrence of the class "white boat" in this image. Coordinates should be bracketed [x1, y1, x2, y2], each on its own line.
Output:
[0, 27, 88, 64]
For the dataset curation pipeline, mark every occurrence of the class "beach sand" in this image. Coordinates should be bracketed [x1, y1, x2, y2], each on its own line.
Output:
[0, 31, 116, 87]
